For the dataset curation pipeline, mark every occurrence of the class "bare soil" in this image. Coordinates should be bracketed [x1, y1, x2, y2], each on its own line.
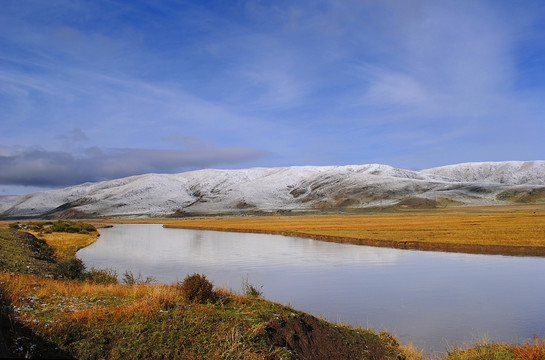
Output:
[265, 312, 401, 360]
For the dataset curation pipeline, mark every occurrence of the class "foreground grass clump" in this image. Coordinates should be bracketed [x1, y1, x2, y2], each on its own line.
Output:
[242, 276, 264, 298]
[121, 270, 155, 285]
[55, 257, 86, 280]
[444, 339, 545, 360]
[84, 267, 118, 285]
[178, 273, 215, 303]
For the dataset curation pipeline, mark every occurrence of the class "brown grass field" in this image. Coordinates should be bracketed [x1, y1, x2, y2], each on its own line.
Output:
[160, 205, 545, 256]
[31, 231, 100, 260]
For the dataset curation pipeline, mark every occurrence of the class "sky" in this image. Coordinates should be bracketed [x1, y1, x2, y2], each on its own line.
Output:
[1, 0, 545, 195]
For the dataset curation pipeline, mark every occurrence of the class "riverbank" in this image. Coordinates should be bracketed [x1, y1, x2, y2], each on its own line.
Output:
[2, 220, 545, 359]
[0, 222, 413, 359]
[162, 205, 545, 257]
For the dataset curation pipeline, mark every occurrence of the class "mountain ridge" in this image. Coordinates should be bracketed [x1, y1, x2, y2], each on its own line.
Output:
[1, 161, 544, 218]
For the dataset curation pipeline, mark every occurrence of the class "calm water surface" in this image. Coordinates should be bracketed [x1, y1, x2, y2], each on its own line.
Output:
[78, 224, 545, 354]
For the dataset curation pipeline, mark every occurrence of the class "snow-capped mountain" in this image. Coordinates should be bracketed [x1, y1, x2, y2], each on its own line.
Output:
[1, 161, 544, 218]
[422, 161, 545, 185]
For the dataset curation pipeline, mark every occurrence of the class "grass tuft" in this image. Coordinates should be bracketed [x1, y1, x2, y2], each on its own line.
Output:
[242, 275, 264, 298]
[121, 270, 155, 285]
[178, 273, 216, 304]
[84, 267, 118, 285]
[56, 258, 86, 280]
[443, 338, 545, 360]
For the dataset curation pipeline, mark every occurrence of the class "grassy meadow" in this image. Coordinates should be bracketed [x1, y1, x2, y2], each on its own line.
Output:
[163, 205, 545, 256]
[2, 209, 545, 359]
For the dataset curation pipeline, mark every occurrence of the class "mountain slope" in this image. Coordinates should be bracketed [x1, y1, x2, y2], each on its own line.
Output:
[1, 161, 544, 218]
[422, 161, 545, 185]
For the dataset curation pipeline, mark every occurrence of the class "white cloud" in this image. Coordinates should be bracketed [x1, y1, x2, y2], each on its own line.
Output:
[0, 144, 268, 187]
[360, 66, 430, 108]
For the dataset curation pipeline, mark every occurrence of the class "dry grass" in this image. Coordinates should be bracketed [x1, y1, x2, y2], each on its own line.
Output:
[401, 343, 428, 360]
[0, 271, 407, 359]
[161, 206, 545, 255]
[443, 338, 545, 360]
[29, 231, 99, 260]
[509, 338, 545, 359]
[4, 270, 545, 359]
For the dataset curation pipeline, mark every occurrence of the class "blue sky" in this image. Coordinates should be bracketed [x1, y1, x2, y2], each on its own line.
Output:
[1, 0, 545, 195]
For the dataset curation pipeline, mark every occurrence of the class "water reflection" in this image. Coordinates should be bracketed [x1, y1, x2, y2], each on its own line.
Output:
[78, 224, 545, 354]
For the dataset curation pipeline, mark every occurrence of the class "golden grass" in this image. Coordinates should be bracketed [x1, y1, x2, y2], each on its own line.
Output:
[29, 231, 99, 260]
[0, 271, 178, 323]
[0, 271, 404, 359]
[509, 338, 545, 359]
[443, 338, 545, 359]
[161, 206, 545, 254]
[401, 343, 429, 360]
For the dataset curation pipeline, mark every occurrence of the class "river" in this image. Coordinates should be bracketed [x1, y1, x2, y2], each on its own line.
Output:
[77, 223, 545, 354]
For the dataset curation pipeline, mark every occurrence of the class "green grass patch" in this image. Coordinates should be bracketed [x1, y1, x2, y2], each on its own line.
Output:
[0, 229, 56, 276]
[11, 220, 97, 234]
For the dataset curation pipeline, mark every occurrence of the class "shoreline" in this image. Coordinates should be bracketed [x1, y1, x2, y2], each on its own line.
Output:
[86, 204, 545, 257]
[162, 224, 545, 257]
[0, 223, 413, 359]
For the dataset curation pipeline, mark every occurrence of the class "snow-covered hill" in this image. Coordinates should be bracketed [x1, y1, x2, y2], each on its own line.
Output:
[422, 161, 545, 185]
[1, 161, 544, 218]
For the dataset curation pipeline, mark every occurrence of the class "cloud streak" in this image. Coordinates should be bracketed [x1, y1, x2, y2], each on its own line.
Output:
[0, 145, 268, 187]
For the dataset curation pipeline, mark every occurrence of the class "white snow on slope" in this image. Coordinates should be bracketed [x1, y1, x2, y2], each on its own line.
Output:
[422, 161, 545, 185]
[1, 161, 543, 217]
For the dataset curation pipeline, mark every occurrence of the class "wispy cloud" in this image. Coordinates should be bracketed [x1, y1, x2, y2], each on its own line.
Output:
[0, 143, 267, 187]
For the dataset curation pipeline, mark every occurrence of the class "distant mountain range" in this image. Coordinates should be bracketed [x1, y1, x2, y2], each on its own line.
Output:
[1, 161, 544, 219]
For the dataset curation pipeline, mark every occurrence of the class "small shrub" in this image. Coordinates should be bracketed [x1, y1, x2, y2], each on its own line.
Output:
[8, 223, 20, 230]
[51, 220, 96, 234]
[56, 258, 85, 280]
[242, 276, 263, 298]
[122, 270, 155, 285]
[178, 273, 215, 304]
[84, 268, 118, 284]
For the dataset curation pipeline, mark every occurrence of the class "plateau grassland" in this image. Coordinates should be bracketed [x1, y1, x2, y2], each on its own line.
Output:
[164, 205, 545, 256]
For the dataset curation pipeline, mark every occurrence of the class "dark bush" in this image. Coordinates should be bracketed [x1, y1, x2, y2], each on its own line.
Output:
[122, 270, 155, 285]
[84, 268, 118, 284]
[8, 223, 20, 230]
[51, 220, 96, 234]
[178, 273, 215, 304]
[56, 258, 85, 280]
